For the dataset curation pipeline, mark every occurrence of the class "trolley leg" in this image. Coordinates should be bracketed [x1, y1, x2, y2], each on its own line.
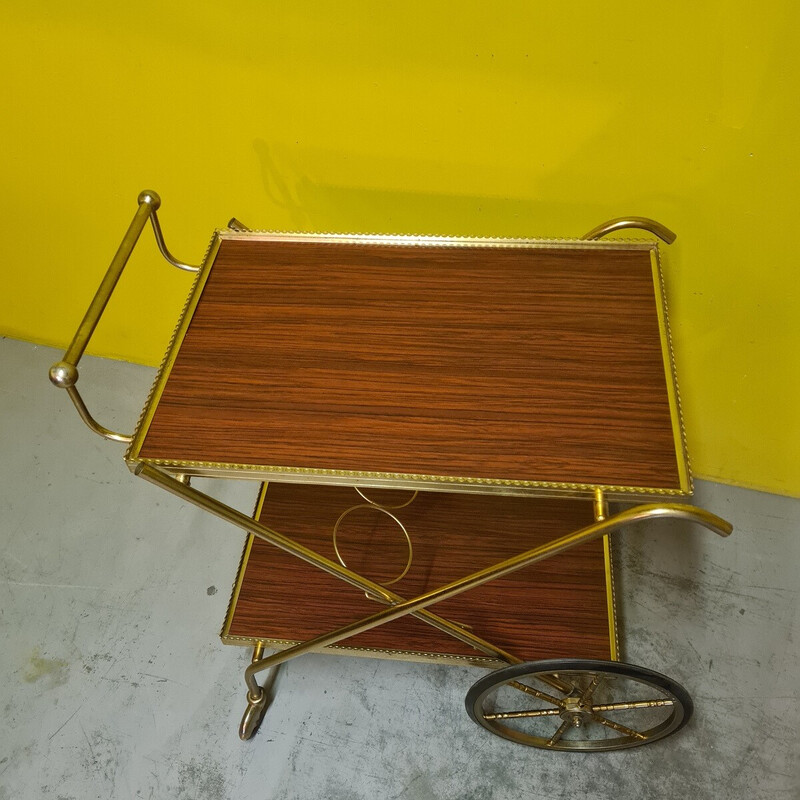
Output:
[240, 641, 274, 741]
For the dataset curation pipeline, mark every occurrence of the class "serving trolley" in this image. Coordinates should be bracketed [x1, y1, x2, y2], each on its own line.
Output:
[50, 191, 732, 751]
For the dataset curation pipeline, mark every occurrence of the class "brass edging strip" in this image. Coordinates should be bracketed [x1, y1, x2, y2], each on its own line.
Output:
[649, 247, 693, 495]
[129, 230, 688, 499]
[138, 458, 689, 500]
[603, 535, 620, 662]
[124, 231, 222, 465]
[218, 633, 502, 667]
[220, 537, 255, 641]
[216, 230, 659, 251]
[220, 482, 269, 641]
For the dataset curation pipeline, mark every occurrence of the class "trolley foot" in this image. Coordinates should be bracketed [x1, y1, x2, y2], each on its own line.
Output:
[466, 659, 693, 752]
[239, 642, 280, 741]
[239, 689, 269, 741]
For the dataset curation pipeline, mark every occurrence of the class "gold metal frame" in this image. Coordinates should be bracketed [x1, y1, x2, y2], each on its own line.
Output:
[581, 216, 677, 244]
[220, 484, 622, 667]
[219, 482, 504, 667]
[51, 192, 734, 747]
[136, 463, 730, 740]
[650, 247, 692, 494]
[124, 228, 691, 501]
[48, 190, 200, 442]
[332, 504, 414, 587]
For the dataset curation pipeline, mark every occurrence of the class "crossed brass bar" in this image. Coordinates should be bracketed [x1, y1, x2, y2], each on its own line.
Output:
[136, 463, 732, 737]
[136, 464, 524, 666]
[238, 503, 731, 690]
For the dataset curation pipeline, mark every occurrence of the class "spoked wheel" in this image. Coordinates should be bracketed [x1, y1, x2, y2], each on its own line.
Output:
[466, 659, 693, 752]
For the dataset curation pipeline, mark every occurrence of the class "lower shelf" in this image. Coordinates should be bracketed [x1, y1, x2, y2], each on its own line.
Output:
[221, 483, 618, 667]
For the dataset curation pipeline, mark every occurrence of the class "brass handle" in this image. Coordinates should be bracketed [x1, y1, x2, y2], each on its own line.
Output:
[227, 217, 252, 232]
[49, 190, 200, 442]
[581, 217, 677, 244]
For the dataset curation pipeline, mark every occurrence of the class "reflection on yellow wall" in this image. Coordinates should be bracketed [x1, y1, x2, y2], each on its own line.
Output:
[1, 2, 797, 496]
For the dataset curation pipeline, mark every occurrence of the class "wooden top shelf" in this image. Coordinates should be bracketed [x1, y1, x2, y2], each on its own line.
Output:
[128, 233, 689, 499]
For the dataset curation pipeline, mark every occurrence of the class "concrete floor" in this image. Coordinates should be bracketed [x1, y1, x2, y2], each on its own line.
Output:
[1, 336, 798, 799]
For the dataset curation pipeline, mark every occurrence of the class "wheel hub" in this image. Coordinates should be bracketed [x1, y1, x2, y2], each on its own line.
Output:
[560, 695, 591, 727]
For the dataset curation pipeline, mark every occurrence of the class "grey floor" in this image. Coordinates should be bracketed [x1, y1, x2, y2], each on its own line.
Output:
[1, 337, 798, 799]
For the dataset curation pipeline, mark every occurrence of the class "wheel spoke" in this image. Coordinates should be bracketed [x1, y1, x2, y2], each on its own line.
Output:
[591, 713, 647, 740]
[547, 719, 572, 746]
[483, 708, 562, 720]
[592, 699, 674, 713]
[579, 674, 604, 705]
[539, 673, 575, 695]
[508, 680, 565, 707]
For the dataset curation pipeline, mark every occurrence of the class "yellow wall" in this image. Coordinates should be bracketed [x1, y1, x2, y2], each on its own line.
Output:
[2, 2, 798, 496]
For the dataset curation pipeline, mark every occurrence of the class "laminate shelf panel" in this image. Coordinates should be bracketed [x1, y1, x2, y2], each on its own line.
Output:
[222, 484, 615, 665]
[131, 235, 687, 496]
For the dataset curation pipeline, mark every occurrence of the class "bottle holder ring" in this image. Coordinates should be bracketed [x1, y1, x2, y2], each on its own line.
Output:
[332, 504, 414, 587]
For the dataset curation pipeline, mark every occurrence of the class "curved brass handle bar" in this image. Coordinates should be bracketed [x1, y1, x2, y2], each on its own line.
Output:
[49, 190, 198, 441]
[582, 217, 677, 245]
[65, 386, 134, 443]
[242, 502, 731, 695]
[227, 217, 252, 232]
[149, 209, 201, 273]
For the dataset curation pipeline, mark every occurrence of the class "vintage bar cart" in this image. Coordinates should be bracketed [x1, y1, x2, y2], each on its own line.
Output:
[50, 191, 732, 751]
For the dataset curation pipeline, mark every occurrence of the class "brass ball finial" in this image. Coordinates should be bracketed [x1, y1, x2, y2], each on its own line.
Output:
[137, 190, 161, 209]
[49, 361, 79, 388]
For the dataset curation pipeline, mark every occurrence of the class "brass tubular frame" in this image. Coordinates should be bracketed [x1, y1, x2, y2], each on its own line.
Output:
[227, 217, 252, 232]
[593, 488, 610, 522]
[149, 209, 201, 273]
[136, 464, 523, 666]
[582, 217, 677, 244]
[64, 192, 160, 367]
[49, 190, 198, 442]
[331, 503, 414, 586]
[57, 194, 732, 746]
[238, 503, 730, 696]
[134, 464, 732, 714]
[65, 385, 134, 443]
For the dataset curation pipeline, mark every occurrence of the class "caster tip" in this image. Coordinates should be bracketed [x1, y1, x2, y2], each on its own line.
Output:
[239, 693, 268, 740]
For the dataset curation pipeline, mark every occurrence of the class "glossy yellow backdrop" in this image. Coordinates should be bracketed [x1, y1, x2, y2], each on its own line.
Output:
[2, 2, 797, 496]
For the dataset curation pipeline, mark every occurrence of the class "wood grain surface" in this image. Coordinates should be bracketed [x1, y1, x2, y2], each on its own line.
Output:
[139, 237, 681, 490]
[225, 484, 613, 663]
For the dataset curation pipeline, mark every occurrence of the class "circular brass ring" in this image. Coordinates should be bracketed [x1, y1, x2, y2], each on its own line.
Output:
[354, 487, 419, 509]
[332, 504, 413, 586]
